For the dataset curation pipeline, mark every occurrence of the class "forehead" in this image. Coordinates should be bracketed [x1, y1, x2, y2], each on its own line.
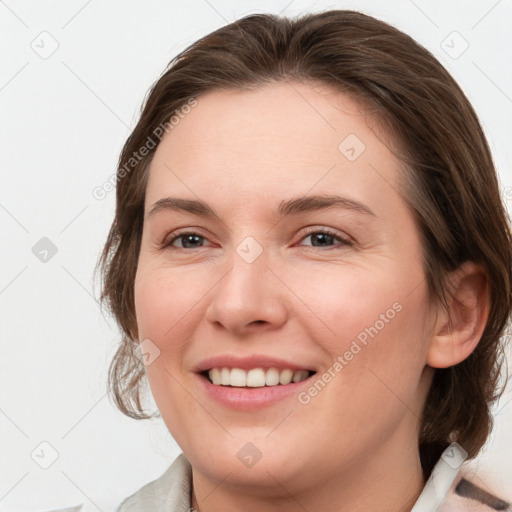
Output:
[145, 81, 404, 215]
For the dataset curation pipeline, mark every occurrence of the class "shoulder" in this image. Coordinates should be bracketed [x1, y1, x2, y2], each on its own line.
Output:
[39, 453, 193, 512]
[440, 475, 510, 512]
[39, 507, 85, 512]
[116, 452, 193, 512]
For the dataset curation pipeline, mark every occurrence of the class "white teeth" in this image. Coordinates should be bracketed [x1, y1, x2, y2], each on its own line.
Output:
[210, 367, 221, 385]
[220, 367, 230, 385]
[207, 367, 312, 387]
[230, 368, 247, 387]
[292, 370, 309, 383]
[246, 368, 266, 387]
[279, 369, 293, 385]
[265, 367, 280, 386]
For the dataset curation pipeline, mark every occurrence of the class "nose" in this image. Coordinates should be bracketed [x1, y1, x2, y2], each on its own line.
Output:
[204, 245, 289, 335]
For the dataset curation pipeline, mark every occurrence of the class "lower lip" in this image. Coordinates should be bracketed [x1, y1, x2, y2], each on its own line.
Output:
[197, 373, 314, 410]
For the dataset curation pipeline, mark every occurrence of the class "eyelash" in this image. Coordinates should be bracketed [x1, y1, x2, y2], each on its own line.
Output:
[160, 227, 353, 251]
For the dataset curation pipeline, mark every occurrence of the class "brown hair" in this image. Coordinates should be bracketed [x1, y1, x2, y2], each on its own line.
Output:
[96, 10, 512, 478]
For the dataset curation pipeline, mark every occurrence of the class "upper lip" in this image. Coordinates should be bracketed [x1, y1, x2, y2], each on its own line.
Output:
[195, 355, 316, 373]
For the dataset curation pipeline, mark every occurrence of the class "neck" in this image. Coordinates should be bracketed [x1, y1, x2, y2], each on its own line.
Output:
[190, 433, 425, 512]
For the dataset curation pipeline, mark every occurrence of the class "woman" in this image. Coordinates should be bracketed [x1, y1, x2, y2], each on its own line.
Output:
[56, 9, 512, 512]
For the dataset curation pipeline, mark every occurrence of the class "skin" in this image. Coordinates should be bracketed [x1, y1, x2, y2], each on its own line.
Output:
[134, 81, 489, 511]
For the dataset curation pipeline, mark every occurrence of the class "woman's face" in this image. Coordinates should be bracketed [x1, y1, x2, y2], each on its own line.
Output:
[134, 82, 436, 494]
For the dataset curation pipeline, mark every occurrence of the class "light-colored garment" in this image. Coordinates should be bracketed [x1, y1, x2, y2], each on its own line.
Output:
[115, 452, 192, 512]
[40, 443, 490, 512]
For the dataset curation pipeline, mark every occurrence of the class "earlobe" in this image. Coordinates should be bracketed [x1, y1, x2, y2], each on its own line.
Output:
[427, 262, 490, 369]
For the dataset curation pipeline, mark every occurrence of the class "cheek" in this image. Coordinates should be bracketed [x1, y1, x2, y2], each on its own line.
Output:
[327, 289, 430, 423]
[134, 268, 201, 441]
[286, 262, 407, 343]
[290, 261, 430, 385]
[134, 263, 201, 343]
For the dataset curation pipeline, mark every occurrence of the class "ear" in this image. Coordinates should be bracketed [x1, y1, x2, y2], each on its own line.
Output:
[427, 261, 490, 369]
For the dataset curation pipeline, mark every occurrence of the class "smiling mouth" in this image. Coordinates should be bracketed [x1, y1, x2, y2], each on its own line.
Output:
[201, 367, 316, 388]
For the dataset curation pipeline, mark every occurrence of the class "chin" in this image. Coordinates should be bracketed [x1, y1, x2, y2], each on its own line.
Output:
[188, 437, 309, 488]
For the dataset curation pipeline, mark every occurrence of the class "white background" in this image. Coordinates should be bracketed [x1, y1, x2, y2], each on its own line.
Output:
[1, 0, 511, 510]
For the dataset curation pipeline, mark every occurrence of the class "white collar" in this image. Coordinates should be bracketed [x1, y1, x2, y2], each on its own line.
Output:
[53, 443, 466, 511]
[411, 442, 467, 511]
[117, 442, 466, 511]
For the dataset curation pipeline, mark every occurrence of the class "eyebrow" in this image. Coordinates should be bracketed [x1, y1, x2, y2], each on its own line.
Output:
[146, 194, 376, 220]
